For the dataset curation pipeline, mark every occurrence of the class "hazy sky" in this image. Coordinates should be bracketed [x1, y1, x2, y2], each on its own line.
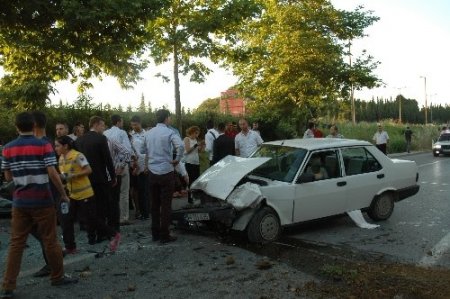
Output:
[39, 1, 450, 110]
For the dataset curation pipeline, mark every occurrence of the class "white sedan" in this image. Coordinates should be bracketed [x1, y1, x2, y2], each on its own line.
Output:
[173, 139, 420, 243]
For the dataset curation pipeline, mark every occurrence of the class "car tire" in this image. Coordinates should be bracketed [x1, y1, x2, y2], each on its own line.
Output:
[247, 207, 281, 243]
[367, 192, 394, 221]
[433, 152, 439, 157]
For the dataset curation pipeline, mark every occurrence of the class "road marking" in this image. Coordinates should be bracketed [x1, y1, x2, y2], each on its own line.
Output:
[418, 161, 440, 167]
[418, 232, 450, 267]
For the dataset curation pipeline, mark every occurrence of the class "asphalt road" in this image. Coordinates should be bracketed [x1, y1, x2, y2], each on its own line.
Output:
[284, 151, 450, 269]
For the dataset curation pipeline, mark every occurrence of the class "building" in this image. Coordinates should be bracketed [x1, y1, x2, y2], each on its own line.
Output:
[219, 89, 245, 116]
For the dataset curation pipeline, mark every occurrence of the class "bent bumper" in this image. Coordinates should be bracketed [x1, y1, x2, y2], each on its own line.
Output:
[172, 205, 236, 227]
[397, 184, 420, 201]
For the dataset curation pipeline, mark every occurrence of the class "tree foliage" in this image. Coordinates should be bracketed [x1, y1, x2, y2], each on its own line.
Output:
[223, 0, 380, 124]
[146, 0, 261, 130]
[0, 0, 168, 108]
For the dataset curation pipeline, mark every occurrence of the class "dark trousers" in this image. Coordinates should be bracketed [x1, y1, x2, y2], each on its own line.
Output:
[61, 197, 96, 249]
[185, 163, 200, 201]
[91, 183, 116, 240]
[149, 171, 175, 239]
[376, 143, 387, 155]
[109, 176, 121, 231]
[137, 172, 150, 218]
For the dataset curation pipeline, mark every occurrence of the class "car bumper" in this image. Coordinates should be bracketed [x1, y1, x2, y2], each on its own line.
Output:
[172, 205, 237, 227]
[397, 185, 420, 201]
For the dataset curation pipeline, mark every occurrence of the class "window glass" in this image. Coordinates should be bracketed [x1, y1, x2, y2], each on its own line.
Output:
[341, 147, 382, 175]
[301, 150, 340, 182]
[251, 145, 307, 182]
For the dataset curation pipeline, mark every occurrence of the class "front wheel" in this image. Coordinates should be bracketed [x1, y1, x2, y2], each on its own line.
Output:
[247, 207, 281, 243]
[367, 192, 394, 221]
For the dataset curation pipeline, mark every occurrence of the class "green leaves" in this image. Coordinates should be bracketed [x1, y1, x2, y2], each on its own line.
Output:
[0, 0, 168, 108]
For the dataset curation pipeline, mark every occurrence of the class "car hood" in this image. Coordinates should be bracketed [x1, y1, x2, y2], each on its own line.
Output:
[190, 155, 271, 200]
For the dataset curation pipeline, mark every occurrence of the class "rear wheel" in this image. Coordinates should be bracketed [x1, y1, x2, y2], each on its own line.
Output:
[247, 207, 281, 243]
[367, 192, 394, 221]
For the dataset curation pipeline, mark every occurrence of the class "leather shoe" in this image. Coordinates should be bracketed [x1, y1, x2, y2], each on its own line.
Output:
[160, 235, 177, 244]
[51, 275, 79, 286]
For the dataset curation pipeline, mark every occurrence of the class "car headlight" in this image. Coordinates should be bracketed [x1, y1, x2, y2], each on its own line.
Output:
[434, 144, 441, 149]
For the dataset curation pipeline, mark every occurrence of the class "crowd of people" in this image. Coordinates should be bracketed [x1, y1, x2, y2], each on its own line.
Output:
[0, 110, 266, 298]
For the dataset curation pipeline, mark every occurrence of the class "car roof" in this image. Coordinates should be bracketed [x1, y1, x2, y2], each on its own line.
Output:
[263, 138, 372, 151]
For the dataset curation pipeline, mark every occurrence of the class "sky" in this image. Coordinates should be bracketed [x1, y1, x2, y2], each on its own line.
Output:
[19, 1, 450, 110]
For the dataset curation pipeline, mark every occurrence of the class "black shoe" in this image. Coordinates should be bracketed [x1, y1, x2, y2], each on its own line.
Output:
[33, 265, 51, 277]
[96, 236, 109, 244]
[0, 289, 13, 299]
[160, 235, 177, 244]
[51, 275, 79, 286]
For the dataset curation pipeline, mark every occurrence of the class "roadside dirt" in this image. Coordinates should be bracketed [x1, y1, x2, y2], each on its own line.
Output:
[240, 236, 450, 299]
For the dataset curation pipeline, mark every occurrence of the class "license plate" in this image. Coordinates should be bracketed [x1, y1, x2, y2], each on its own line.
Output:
[185, 213, 210, 221]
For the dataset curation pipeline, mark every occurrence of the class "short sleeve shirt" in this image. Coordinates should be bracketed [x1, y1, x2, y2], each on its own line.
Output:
[235, 130, 263, 158]
[373, 131, 389, 145]
[2, 135, 56, 208]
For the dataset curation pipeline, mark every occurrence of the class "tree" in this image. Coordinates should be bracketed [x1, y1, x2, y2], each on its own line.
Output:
[223, 0, 379, 127]
[0, 0, 168, 109]
[146, 0, 261, 131]
[195, 97, 220, 114]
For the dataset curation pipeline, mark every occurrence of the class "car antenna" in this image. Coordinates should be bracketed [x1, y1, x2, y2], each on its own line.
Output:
[280, 140, 285, 146]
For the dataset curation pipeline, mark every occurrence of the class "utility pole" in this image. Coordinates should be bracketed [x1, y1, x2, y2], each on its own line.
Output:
[395, 86, 406, 123]
[420, 76, 428, 124]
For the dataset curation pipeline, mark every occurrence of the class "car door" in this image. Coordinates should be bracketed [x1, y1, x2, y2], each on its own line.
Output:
[293, 149, 349, 222]
[340, 146, 384, 210]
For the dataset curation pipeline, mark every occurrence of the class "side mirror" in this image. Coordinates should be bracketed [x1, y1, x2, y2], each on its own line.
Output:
[296, 173, 315, 184]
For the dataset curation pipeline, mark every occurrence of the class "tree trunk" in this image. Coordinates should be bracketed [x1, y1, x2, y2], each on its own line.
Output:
[173, 44, 182, 133]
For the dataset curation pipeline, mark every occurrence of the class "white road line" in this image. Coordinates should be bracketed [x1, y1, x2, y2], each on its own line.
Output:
[418, 161, 440, 168]
[418, 232, 450, 267]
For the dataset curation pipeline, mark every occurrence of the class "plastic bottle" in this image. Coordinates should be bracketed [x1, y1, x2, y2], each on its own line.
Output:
[61, 202, 69, 214]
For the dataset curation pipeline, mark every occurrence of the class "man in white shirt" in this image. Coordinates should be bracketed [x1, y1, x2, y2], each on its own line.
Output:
[235, 118, 263, 158]
[104, 114, 134, 225]
[130, 115, 149, 220]
[204, 120, 219, 166]
[373, 123, 389, 155]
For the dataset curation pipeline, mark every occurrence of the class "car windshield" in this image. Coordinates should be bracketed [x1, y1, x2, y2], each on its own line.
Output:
[438, 134, 450, 142]
[250, 144, 307, 182]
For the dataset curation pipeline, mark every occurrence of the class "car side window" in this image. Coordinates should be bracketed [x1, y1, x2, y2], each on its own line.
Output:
[341, 147, 382, 175]
[300, 150, 340, 182]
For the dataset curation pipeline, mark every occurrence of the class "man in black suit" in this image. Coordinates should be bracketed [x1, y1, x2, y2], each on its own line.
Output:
[212, 122, 235, 165]
[75, 116, 120, 249]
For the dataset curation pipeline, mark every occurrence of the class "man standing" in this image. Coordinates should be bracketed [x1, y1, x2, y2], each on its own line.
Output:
[68, 122, 85, 141]
[404, 126, 413, 153]
[235, 118, 263, 158]
[142, 109, 183, 244]
[75, 116, 120, 250]
[1, 112, 77, 298]
[373, 123, 389, 155]
[104, 115, 134, 225]
[326, 125, 344, 138]
[213, 122, 235, 164]
[204, 120, 219, 166]
[55, 122, 69, 138]
[130, 115, 149, 220]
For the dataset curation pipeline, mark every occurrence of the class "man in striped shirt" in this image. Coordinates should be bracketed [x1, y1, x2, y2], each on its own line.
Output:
[1, 112, 77, 299]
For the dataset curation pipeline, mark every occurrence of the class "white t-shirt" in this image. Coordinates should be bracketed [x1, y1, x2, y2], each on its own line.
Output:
[235, 130, 263, 158]
[373, 131, 389, 145]
[303, 129, 314, 139]
[205, 128, 219, 160]
[183, 137, 199, 165]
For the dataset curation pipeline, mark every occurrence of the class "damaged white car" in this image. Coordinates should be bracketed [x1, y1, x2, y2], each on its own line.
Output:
[172, 139, 420, 243]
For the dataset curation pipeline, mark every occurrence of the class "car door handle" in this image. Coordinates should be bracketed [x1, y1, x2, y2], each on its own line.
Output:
[377, 174, 385, 179]
[337, 181, 347, 187]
